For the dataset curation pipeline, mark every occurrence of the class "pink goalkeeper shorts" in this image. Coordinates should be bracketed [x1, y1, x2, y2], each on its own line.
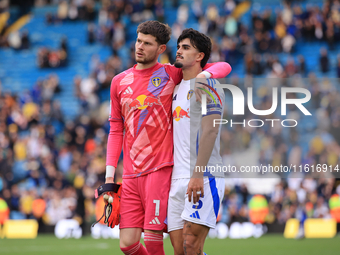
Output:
[119, 166, 172, 231]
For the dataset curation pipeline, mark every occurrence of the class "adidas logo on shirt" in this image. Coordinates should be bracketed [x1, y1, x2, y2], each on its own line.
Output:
[149, 217, 161, 224]
[123, 86, 133, 95]
[189, 211, 200, 219]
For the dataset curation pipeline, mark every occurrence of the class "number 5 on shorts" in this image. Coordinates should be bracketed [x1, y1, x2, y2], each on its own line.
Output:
[153, 200, 160, 216]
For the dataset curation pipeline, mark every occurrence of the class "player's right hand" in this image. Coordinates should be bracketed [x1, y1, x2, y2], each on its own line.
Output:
[187, 177, 204, 204]
[102, 180, 121, 228]
[92, 182, 122, 228]
[103, 177, 115, 205]
[104, 176, 114, 202]
[194, 76, 212, 103]
[103, 190, 120, 228]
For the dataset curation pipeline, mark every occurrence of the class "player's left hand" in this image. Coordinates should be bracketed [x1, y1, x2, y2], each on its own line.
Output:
[187, 177, 204, 204]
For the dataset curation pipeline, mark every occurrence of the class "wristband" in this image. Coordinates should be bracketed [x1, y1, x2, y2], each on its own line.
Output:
[199, 71, 212, 79]
[105, 165, 115, 178]
[94, 183, 121, 198]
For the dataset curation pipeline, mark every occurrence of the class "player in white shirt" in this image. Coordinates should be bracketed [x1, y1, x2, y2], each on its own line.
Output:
[168, 28, 230, 255]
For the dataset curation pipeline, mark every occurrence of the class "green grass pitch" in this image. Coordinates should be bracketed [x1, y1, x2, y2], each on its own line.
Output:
[1, 234, 340, 255]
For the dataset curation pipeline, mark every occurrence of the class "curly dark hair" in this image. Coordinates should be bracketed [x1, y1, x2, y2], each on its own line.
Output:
[137, 20, 172, 45]
[177, 28, 212, 68]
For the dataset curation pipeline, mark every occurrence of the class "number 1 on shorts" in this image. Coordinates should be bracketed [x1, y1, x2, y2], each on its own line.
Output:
[153, 200, 160, 216]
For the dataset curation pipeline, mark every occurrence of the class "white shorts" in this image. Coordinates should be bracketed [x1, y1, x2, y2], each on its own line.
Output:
[167, 177, 225, 232]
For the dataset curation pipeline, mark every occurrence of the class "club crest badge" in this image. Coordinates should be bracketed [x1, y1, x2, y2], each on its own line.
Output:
[152, 77, 161, 87]
[187, 90, 194, 100]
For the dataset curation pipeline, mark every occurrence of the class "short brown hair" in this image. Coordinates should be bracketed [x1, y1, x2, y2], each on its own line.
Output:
[137, 20, 172, 45]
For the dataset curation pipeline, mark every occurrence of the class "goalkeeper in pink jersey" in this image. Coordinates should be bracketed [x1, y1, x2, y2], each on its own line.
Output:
[104, 20, 230, 255]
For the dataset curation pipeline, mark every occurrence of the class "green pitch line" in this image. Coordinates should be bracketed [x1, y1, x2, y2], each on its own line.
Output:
[0, 234, 339, 255]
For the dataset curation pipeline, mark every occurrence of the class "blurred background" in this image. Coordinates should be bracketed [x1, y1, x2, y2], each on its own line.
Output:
[0, 0, 340, 240]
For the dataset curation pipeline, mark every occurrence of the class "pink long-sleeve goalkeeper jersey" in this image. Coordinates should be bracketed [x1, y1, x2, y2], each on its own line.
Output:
[107, 62, 231, 178]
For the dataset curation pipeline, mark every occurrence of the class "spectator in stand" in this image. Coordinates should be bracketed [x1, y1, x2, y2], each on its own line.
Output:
[320, 47, 330, 73]
[336, 55, 340, 78]
[112, 21, 125, 53]
[285, 57, 296, 76]
[0, 0, 9, 13]
[176, 4, 188, 25]
[192, 0, 203, 21]
[87, 24, 95, 44]
[297, 55, 306, 76]
[57, 1, 68, 22]
[206, 4, 220, 36]
[37, 38, 68, 68]
[78, 75, 99, 111]
[21, 30, 30, 50]
[8, 31, 22, 50]
[224, 0, 236, 15]
[0, 0, 9, 47]
[68, 2, 79, 21]
[41, 74, 62, 101]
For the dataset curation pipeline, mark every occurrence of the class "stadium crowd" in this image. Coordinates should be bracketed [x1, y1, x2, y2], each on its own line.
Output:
[0, 85, 116, 228]
[219, 73, 340, 224]
[37, 37, 68, 68]
[1, 0, 340, 232]
[44, 0, 96, 24]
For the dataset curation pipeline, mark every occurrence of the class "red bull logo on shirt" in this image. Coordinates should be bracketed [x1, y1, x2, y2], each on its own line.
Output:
[129, 95, 162, 110]
[173, 106, 190, 121]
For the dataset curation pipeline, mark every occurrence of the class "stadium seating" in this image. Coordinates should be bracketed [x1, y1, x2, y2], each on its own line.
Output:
[1, 1, 339, 119]
[0, 6, 113, 119]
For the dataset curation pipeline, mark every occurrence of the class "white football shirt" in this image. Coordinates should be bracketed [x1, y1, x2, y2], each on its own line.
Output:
[172, 78, 225, 179]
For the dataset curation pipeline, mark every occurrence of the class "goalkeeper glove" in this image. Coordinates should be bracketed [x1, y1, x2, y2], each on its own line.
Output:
[92, 183, 122, 228]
